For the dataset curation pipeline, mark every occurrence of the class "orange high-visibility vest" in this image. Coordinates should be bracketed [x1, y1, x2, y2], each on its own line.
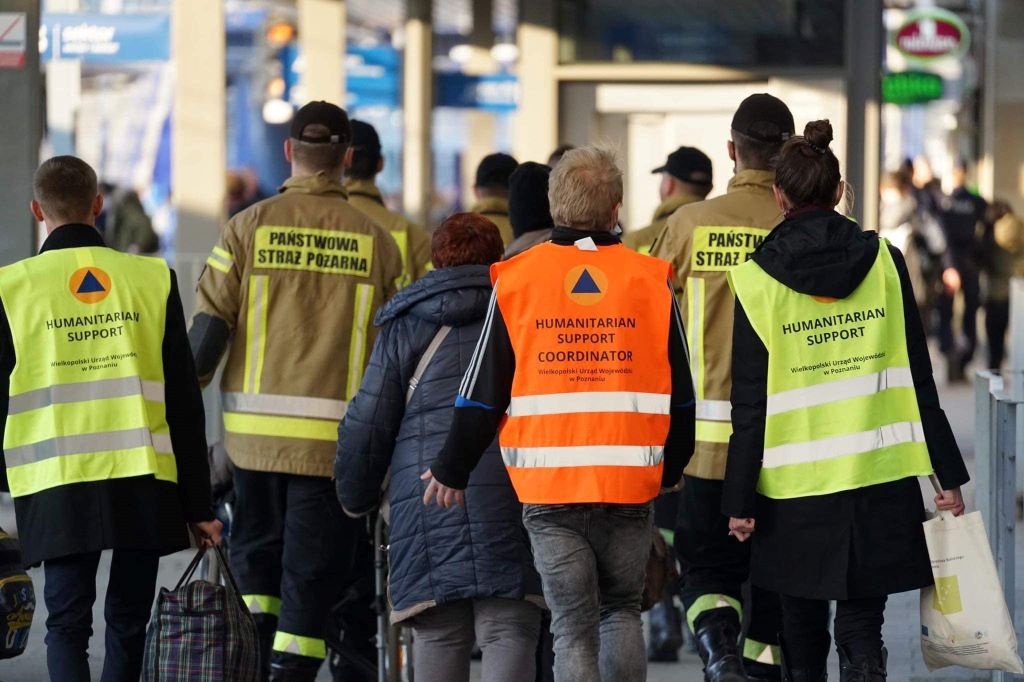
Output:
[492, 241, 674, 504]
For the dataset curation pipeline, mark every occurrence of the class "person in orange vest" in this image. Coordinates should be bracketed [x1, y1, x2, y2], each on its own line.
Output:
[423, 146, 696, 681]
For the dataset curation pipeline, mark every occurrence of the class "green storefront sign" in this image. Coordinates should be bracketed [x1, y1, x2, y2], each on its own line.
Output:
[882, 72, 944, 106]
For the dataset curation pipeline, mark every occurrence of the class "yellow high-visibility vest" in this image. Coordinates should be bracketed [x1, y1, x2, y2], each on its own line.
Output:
[0, 246, 175, 498]
[728, 242, 932, 499]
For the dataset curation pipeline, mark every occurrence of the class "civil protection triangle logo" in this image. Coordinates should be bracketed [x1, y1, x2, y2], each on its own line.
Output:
[563, 265, 608, 306]
[69, 267, 112, 304]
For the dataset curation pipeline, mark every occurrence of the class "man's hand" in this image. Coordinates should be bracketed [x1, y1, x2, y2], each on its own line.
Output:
[935, 487, 966, 516]
[421, 469, 465, 509]
[942, 267, 961, 295]
[728, 517, 755, 543]
[190, 519, 224, 548]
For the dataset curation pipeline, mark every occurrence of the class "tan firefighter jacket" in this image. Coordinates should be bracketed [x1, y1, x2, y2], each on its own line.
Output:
[345, 178, 432, 288]
[195, 172, 403, 477]
[651, 170, 782, 480]
[469, 196, 514, 246]
[623, 193, 703, 254]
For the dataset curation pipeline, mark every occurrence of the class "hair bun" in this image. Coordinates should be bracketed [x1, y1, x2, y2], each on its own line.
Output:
[803, 120, 833, 151]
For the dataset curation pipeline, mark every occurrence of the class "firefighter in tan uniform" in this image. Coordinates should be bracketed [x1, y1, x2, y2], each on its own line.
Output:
[651, 94, 794, 682]
[189, 102, 402, 682]
[345, 119, 432, 288]
[468, 152, 518, 246]
[623, 146, 713, 255]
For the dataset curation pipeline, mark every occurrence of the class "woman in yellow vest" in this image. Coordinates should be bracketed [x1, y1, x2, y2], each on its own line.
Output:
[723, 121, 969, 681]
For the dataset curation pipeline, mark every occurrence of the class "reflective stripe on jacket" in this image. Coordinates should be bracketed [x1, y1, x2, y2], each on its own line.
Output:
[651, 170, 781, 480]
[195, 172, 403, 477]
[345, 178, 432, 288]
[490, 242, 674, 503]
[728, 241, 933, 499]
[0, 247, 174, 497]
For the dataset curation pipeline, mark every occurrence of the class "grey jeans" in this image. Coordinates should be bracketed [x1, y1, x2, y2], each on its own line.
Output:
[409, 597, 542, 682]
[523, 503, 652, 682]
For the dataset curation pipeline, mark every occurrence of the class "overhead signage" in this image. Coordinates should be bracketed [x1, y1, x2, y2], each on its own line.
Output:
[892, 8, 970, 63]
[0, 13, 27, 69]
[346, 46, 400, 108]
[40, 12, 170, 63]
[882, 71, 944, 106]
[437, 72, 518, 112]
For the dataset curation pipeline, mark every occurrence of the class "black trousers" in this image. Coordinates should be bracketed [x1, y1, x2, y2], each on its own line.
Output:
[937, 269, 980, 364]
[780, 594, 887, 670]
[675, 475, 782, 665]
[43, 549, 160, 682]
[231, 468, 359, 678]
[986, 298, 1010, 370]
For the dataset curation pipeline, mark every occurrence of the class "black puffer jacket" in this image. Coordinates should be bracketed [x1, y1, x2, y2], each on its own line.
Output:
[335, 265, 541, 621]
[723, 209, 970, 600]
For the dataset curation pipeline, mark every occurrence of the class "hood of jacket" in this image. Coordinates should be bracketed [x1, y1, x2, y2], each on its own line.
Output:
[752, 209, 880, 299]
[374, 264, 492, 327]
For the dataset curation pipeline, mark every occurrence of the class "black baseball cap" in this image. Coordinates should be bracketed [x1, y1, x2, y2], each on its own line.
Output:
[350, 119, 382, 156]
[475, 153, 519, 189]
[652, 146, 713, 185]
[290, 101, 351, 144]
[731, 93, 795, 143]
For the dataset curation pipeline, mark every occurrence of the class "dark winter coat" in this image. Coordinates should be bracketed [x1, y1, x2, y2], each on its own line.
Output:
[335, 265, 541, 622]
[722, 209, 970, 600]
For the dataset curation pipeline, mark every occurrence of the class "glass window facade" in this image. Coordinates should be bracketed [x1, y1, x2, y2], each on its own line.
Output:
[558, 0, 846, 66]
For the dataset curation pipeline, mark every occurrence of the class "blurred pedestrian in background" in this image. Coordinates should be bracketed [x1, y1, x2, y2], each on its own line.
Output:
[189, 101, 402, 681]
[725, 120, 969, 681]
[981, 201, 1024, 370]
[336, 212, 543, 682]
[652, 94, 791, 682]
[624, 146, 713, 255]
[547, 144, 574, 168]
[504, 161, 554, 259]
[469, 152, 518, 246]
[0, 156, 220, 681]
[346, 119, 432, 288]
[97, 181, 160, 254]
[935, 160, 988, 380]
[423, 146, 696, 681]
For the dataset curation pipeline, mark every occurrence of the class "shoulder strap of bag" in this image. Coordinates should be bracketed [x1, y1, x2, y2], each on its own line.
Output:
[406, 325, 452, 405]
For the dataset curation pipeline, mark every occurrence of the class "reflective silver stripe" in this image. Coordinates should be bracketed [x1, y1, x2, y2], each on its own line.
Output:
[695, 399, 731, 422]
[8, 377, 164, 415]
[762, 421, 925, 469]
[766, 367, 915, 417]
[222, 392, 347, 421]
[508, 392, 670, 417]
[5, 428, 173, 467]
[501, 445, 664, 468]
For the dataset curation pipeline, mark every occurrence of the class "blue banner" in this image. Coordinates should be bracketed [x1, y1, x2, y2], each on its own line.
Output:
[41, 12, 170, 63]
[437, 72, 518, 112]
[346, 46, 401, 108]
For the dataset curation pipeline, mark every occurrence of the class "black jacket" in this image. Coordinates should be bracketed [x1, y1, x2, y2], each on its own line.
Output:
[0, 224, 212, 566]
[723, 210, 969, 600]
[431, 227, 696, 493]
[335, 265, 540, 619]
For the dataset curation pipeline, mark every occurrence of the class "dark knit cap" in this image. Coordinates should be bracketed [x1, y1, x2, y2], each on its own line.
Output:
[509, 162, 554, 238]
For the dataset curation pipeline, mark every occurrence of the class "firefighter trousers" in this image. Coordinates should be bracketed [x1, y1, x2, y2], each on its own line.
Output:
[675, 475, 783, 668]
[230, 467, 358, 679]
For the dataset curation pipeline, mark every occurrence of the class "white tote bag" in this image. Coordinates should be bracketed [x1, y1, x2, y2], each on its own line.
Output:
[919, 479, 1024, 673]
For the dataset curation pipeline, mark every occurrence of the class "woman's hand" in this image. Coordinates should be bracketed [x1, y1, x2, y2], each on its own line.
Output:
[728, 517, 755, 542]
[421, 469, 466, 509]
[935, 487, 966, 516]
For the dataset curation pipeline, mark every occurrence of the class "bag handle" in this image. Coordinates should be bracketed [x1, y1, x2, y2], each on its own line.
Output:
[173, 545, 247, 609]
[174, 548, 208, 591]
[406, 325, 453, 405]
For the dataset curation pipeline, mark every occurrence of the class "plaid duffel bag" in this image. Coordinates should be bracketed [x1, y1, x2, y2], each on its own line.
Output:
[142, 545, 260, 681]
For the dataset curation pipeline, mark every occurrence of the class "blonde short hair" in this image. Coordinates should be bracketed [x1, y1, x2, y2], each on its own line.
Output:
[548, 146, 623, 231]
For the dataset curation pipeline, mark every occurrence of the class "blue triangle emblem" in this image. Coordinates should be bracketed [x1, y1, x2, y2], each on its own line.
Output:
[77, 270, 106, 294]
[571, 269, 601, 294]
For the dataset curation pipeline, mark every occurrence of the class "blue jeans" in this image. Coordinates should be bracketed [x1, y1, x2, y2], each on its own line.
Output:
[44, 549, 160, 682]
[523, 503, 652, 682]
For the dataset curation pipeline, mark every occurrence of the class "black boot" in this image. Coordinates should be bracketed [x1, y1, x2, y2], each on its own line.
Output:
[269, 666, 318, 682]
[252, 614, 278, 682]
[694, 609, 748, 682]
[838, 645, 887, 681]
[647, 596, 685, 662]
[779, 635, 827, 682]
[745, 658, 782, 681]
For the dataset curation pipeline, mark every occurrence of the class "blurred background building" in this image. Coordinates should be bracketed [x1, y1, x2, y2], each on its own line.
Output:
[1, 0, 1022, 287]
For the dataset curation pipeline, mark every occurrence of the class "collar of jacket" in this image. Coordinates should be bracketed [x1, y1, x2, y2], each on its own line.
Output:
[652, 193, 702, 222]
[344, 177, 386, 206]
[550, 226, 622, 246]
[470, 196, 509, 216]
[279, 172, 349, 198]
[727, 169, 776, 195]
[39, 223, 107, 254]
